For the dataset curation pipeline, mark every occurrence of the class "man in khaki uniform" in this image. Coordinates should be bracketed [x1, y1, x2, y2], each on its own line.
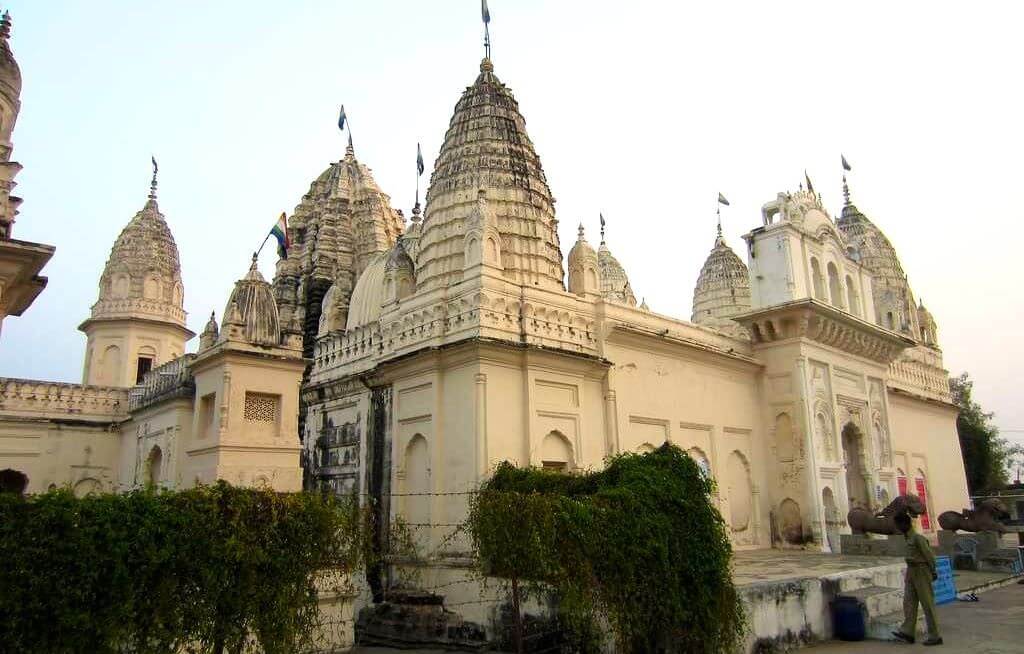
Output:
[891, 512, 943, 646]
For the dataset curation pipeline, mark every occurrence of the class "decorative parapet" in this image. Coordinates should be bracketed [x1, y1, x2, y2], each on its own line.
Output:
[887, 346, 951, 403]
[128, 354, 195, 412]
[88, 296, 187, 326]
[0, 378, 129, 422]
[309, 282, 601, 384]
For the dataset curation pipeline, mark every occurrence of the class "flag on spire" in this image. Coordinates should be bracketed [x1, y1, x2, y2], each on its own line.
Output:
[417, 143, 425, 176]
[337, 105, 347, 131]
[804, 170, 815, 193]
[482, 0, 491, 24]
[841, 154, 852, 172]
[717, 192, 730, 206]
[270, 212, 290, 259]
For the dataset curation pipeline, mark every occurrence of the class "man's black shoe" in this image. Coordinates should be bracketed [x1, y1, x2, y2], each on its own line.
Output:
[923, 636, 944, 646]
[891, 631, 915, 644]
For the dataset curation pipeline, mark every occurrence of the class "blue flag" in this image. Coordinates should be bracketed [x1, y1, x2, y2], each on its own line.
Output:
[482, 0, 490, 24]
[337, 104, 347, 131]
[416, 143, 425, 176]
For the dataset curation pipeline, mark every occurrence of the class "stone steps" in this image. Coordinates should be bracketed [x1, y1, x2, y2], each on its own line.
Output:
[839, 585, 904, 618]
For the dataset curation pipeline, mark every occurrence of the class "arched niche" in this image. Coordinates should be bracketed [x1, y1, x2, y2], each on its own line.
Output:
[687, 447, 712, 480]
[726, 450, 752, 532]
[845, 275, 860, 316]
[810, 257, 826, 300]
[779, 497, 803, 545]
[101, 345, 122, 386]
[540, 431, 573, 472]
[775, 412, 796, 462]
[402, 435, 431, 539]
[827, 261, 843, 309]
[73, 477, 102, 497]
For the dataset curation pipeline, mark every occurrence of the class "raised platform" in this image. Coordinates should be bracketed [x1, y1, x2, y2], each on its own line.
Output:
[733, 549, 1022, 651]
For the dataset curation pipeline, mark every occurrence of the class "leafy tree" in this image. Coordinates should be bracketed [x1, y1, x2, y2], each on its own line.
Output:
[950, 372, 1015, 493]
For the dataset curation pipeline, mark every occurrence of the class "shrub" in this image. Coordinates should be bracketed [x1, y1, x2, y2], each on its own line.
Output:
[0, 481, 365, 654]
[466, 443, 745, 653]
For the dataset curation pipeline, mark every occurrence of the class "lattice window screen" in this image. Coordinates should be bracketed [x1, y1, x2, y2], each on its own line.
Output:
[244, 392, 279, 423]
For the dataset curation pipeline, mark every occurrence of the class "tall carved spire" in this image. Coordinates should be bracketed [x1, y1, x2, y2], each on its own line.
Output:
[416, 55, 564, 291]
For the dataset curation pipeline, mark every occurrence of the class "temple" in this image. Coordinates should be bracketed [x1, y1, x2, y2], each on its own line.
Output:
[0, 8, 970, 647]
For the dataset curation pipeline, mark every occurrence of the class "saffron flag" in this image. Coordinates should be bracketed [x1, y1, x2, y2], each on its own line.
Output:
[841, 154, 852, 171]
[482, 0, 490, 24]
[270, 212, 290, 259]
[417, 143, 425, 176]
[717, 192, 730, 206]
[337, 104, 347, 131]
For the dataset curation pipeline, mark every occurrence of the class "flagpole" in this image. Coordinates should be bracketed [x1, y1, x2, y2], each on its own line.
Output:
[255, 232, 272, 259]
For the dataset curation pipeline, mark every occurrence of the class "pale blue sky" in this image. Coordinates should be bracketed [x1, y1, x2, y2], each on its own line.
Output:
[1, 1, 1022, 446]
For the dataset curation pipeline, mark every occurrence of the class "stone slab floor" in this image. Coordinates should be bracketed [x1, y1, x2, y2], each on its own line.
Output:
[808, 582, 1024, 654]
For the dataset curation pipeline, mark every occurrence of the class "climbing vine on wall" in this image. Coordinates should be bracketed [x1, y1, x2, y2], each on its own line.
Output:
[465, 444, 746, 654]
[0, 481, 367, 654]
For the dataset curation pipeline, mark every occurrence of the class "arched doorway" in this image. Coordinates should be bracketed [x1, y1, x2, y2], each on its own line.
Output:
[147, 446, 163, 488]
[841, 423, 869, 511]
[0, 469, 28, 495]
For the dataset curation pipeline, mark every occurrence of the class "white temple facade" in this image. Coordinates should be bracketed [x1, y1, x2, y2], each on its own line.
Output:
[0, 10, 967, 572]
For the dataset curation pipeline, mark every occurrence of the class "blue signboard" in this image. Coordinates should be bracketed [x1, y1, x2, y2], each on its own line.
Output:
[933, 555, 955, 605]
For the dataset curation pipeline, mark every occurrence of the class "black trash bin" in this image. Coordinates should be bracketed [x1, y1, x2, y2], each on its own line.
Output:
[831, 595, 866, 641]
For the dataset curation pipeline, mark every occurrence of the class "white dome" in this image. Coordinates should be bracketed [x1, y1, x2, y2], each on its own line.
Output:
[344, 252, 387, 331]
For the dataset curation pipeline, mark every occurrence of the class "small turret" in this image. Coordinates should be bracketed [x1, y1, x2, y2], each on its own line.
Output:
[198, 311, 219, 351]
[567, 224, 600, 297]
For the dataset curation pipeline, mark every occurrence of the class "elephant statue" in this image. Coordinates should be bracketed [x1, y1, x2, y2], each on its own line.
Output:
[938, 498, 1010, 534]
[847, 494, 926, 535]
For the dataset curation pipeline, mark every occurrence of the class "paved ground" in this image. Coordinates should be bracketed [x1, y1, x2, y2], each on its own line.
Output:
[808, 581, 1024, 654]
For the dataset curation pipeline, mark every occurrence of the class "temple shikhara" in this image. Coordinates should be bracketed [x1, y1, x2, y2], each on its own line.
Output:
[0, 7, 972, 647]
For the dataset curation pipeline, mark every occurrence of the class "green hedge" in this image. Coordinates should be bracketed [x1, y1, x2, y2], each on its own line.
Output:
[0, 482, 365, 654]
[466, 444, 745, 653]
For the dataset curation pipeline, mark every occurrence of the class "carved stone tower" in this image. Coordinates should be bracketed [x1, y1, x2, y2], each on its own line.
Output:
[79, 166, 194, 387]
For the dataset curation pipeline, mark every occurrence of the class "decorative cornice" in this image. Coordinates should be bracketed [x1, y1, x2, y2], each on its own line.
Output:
[735, 298, 913, 364]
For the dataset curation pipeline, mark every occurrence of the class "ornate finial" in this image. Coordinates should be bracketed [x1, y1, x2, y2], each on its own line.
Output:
[841, 154, 853, 205]
[577, 223, 585, 241]
[599, 213, 606, 244]
[411, 201, 422, 224]
[481, 0, 492, 60]
[345, 132, 354, 157]
[715, 208, 724, 245]
[0, 11, 11, 41]
[480, 57, 494, 73]
[250, 252, 259, 270]
[148, 156, 159, 200]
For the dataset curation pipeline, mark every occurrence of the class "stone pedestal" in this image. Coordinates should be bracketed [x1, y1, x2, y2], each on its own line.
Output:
[937, 529, 1002, 570]
[839, 533, 907, 557]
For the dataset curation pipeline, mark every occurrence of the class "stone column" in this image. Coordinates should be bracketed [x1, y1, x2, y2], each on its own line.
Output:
[474, 372, 487, 479]
[604, 389, 619, 456]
